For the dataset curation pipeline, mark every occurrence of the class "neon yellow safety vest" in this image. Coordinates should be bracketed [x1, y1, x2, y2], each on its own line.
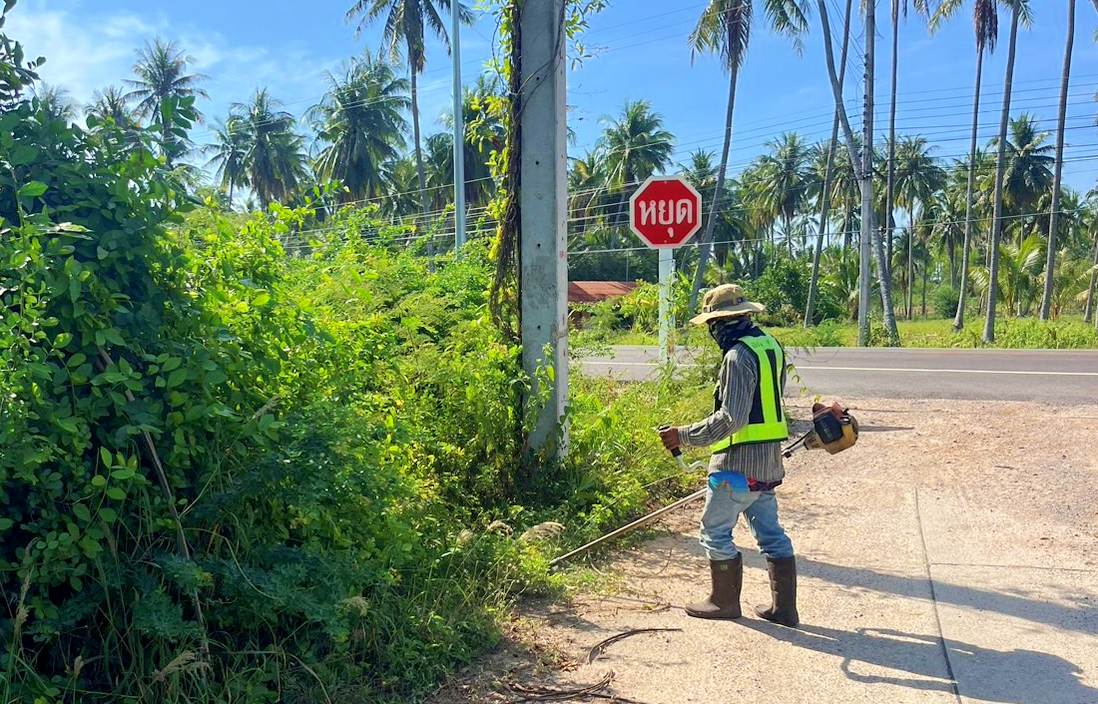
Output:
[710, 334, 788, 453]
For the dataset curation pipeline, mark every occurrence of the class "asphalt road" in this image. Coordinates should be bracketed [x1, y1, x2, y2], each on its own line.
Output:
[578, 346, 1098, 404]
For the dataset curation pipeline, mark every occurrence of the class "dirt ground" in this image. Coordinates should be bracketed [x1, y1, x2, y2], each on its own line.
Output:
[430, 398, 1098, 704]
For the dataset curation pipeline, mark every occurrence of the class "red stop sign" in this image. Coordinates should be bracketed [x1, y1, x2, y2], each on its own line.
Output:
[628, 176, 704, 248]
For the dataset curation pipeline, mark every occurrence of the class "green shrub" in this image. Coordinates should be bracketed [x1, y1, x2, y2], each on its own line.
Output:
[993, 318, 1098, 349]
[933, 286, 960, 319]
[746, 258, 810, 324]
[811, 287, 847, 324]
[812, 319, 845, 347]
[0, 95, 555, 701]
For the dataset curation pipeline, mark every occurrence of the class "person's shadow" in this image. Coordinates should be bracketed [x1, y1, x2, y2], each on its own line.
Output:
[741, 621, 1095, 704]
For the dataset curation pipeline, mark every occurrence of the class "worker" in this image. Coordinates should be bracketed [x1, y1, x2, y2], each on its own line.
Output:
[659, 284, 798, 626]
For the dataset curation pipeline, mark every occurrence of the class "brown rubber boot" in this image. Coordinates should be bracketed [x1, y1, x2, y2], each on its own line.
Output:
[685, 555, 743, 620]
[755, 556, 799, 627]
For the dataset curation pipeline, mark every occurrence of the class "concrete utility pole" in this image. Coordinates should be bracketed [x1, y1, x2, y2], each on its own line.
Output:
[858, 0, 875, 346]
[519, 0, 569, 455]
[451, 2, 466, 256]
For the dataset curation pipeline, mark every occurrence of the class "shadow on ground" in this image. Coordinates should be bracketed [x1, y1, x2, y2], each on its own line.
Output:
[741, 620, 1095, 704]
[622, 533, 1097, 638]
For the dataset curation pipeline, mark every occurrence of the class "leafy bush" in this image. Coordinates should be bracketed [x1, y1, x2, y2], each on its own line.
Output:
[933, 285, 960, 319]
[810, 286, 847, 324]
[745, 258, 810, 326]
[578, 275, 691, 336]
[0, 91, 516, 700]
[811, 319, 845, 347]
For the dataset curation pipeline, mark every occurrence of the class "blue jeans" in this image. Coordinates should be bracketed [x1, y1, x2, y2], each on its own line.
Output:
[699, 474, 794, 561]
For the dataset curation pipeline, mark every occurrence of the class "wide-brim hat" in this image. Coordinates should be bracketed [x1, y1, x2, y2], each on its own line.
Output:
[689, 283, 766, 325]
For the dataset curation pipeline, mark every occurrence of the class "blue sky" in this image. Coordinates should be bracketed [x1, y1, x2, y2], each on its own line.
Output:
[11, 0, 1098, 193]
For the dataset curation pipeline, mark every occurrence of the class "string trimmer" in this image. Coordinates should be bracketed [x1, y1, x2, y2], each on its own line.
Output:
[548, 402, 859, 568]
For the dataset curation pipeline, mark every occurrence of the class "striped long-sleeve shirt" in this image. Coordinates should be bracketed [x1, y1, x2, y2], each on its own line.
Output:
[679, 342, 787, 483]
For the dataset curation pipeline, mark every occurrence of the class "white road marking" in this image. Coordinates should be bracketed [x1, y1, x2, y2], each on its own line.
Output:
[794, 365, 1098, 377]
[580, 360, 1098, 377]
[581, 360, 697, 367]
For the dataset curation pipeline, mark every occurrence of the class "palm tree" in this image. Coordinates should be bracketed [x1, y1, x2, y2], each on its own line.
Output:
[424, 131, 455, 212]
[599, 100, 675, 191]
[687, 0, 811, 315]
[754, 132, 813, 253]
[1083, 191, 1098, 323]
[930, 178, 966, 288]
[806, 0, 853, 327]
[86, 85, 135, 128]
[827, 135, 862, 254]
[234, 89, 306, 209]
[598, 100, 675, 230]
[973, 234, 1043, 317]
[35, 83, 76, 123]
[569, 151, 606, 237]
[346, 0, 474, 226]
[682, 153, 750, 270]
[204, 116, 249, 207]
[1042, 247, 1092, 319]
[821, 246, 862, 319]
[925, 0, 999, 331]
[1039, 1, 1078, 319]
[892, 136, 946, 317]
[381, 156, 422, 219]
[891, 227, 923, 317]
[982, 0, 1033, 343]
[124, 38, 208, 164]
[1001, 114, 1054, 240]
[310, 55, 410, 202]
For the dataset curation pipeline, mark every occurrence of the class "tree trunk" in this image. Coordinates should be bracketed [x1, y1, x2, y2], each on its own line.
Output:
[1040, 0, 1076, 320]
[983, 7, 1020, 344]
[689, 46, 739, 316]
[806, 0, 855, 328]
[953, 48, 983, 331]
[948, 237, 956, 289]
[885, 0, 899, 274]
[907, 223, 915, 319]
[1085, 228, 1098, 323]
[227, 180, 234, 209]
[921, 254, 928, 317]
[874, 222, 901, 343]
[842, 205, 852, 252]
[410, 66, 433, 256]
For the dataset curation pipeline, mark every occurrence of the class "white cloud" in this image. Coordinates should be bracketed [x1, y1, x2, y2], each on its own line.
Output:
[5, 0, 339, 132]
[7, 3, 145, 104]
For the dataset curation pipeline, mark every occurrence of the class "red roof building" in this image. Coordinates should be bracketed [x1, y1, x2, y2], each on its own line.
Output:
[567, 281, 637, 305]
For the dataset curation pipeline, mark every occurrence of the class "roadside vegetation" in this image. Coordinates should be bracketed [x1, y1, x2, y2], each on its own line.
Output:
[572, 277, 1098, 350]
[0, 106, 709, 702]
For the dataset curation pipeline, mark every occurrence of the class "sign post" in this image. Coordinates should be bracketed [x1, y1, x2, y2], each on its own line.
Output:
[628, 176, 703, 365]
[658, 248, 674, 362]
